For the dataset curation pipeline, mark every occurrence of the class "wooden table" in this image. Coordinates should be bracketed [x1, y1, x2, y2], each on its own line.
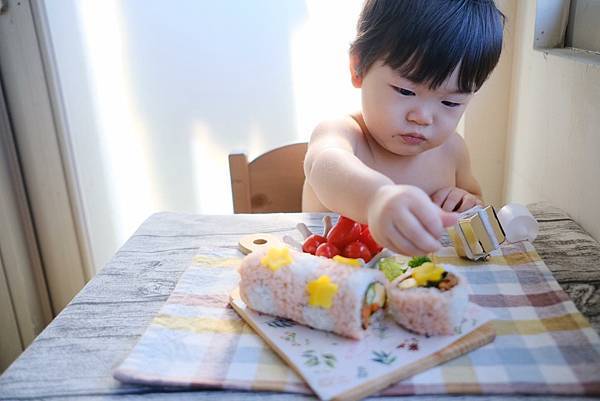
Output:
[1, 202, 599, 401]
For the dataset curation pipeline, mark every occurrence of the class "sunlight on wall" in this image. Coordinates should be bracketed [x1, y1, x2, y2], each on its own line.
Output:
[77, 0, 160, 242]
[290, 0, 363, 140]
[245, 123, 269, 162]
[193, 1, 365, 214]
[191, 122, 232, 214]
[193, 121, 268, 214]
[77, 1, 366, 220]
[76, 1, 366, 219]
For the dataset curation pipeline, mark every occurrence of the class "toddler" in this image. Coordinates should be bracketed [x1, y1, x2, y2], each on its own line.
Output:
[303, 0, 505, 256]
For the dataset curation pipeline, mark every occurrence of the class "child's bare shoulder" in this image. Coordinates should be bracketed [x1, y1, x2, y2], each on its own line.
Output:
[442, 131, 470, 165]
[308, 115, 365, 152]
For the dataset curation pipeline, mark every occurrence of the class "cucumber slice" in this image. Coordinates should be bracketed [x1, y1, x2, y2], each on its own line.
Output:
[374, 282, 386, 307]
[365, 282, 386, 307]
[366, 283, 376, 304]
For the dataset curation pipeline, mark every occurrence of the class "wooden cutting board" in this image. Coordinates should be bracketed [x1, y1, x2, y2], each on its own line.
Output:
[230, 288, 495, 401]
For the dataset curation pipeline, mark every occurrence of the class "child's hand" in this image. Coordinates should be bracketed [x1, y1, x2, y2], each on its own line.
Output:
[367, 185, 458, 256]
[431, 187, 483, 212]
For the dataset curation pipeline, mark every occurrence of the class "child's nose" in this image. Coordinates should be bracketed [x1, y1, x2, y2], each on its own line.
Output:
[406, 107, 433, 126]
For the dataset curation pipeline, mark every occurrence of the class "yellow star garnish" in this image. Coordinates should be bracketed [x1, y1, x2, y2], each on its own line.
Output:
[260, 247, 293, 271]
[306, 275, 338, 309]
[412, 262, 445, 286]
[332, 255, 362, 267]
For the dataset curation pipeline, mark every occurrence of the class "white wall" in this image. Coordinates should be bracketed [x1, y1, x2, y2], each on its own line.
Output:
[504, 0, 600, 241]
[44, 0, 363, 271]
[458, 0, 600, 241]
[460, 0, 517, 209]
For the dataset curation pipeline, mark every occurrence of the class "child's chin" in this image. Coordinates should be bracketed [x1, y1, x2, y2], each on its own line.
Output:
[389, 144, 425, 156]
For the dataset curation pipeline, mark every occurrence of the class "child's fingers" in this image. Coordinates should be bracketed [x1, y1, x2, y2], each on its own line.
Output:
[442, 189, 464, 211]
[396, 212, 441, 252]
[386, 234, 423, 256]
[385, 224, 430, 256]
[457, 195, 478, 212]
[411, 203, 445, 238]
[439, 210, 459, 227]
[431, 187, 451, 206]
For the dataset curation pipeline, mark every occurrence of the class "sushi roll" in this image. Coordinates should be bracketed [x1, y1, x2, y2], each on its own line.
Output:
[378, 256, 468, 336]
[239, 247, 386, 339]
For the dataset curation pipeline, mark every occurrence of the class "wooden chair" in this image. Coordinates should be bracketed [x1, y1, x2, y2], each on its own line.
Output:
[229, 143, 308, 213]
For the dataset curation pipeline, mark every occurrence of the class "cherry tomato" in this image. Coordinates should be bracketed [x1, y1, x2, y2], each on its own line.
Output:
[359, 226, 383, 255]
[315, 242, 340, 258]
[342, 240, 373, 262]
[302, 234, 327, 255]
[327, 216, 362, 249]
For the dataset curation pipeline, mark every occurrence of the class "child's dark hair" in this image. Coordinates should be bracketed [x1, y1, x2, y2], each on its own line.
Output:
[350, 0, 505, 93]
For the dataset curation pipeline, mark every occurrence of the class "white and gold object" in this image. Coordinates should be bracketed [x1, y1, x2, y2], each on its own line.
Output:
[497, 202, 539, 243]
[447, 205, 506, 261]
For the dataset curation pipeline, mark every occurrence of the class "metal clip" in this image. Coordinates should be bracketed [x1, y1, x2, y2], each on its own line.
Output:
[448, 205, 506, 261]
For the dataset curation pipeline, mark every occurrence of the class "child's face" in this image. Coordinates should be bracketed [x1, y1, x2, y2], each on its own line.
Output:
[353, 59, 473, 156]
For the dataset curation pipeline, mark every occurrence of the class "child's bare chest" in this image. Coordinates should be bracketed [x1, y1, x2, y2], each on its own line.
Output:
[358, 146, 456, 196]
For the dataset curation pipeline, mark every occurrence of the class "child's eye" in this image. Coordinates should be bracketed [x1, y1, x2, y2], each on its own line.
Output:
[391, 86, 415, 96]
[442, 100, 461, 108]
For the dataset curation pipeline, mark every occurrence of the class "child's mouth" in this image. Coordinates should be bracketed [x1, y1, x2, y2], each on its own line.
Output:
[398, 134, 426, 145]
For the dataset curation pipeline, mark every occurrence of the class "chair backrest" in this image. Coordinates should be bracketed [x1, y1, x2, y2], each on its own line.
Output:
[229, 143, 308, 213]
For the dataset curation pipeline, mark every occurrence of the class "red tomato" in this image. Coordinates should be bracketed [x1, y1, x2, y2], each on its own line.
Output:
[302, 234, 327, 255]
[342, 240, 373, 262]
[327, 216, 362, 249]
[315, 242, 340, 258]
[359, 226, 383, 255]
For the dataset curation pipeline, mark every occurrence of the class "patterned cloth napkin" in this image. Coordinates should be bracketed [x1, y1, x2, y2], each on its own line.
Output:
[114, 241, 600, 396]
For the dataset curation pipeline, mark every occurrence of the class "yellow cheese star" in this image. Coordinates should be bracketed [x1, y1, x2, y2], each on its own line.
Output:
[306, 275, 338, 309]
[332, 255, 362, 267]
[260, 247, 293, 271]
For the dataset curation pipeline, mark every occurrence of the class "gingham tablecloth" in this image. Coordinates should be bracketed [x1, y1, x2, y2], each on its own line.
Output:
[113, 241, 600, 396]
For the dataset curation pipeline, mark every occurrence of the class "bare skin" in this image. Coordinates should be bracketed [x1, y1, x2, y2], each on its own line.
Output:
[303, 57, 483, 256]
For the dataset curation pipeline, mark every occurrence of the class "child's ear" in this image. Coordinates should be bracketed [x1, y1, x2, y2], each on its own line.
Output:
[349, 53, 363, 88]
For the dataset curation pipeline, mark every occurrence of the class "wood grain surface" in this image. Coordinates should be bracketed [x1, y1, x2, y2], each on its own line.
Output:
[0, 202, 598, 401]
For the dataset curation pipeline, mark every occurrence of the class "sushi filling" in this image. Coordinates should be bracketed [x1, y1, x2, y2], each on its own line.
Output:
[361, 282, 386, 329]
[378, 256, 459, 292]
[396, 262, 459, 292]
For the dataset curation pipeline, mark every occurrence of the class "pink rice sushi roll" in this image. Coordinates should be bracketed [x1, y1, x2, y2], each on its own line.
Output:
[381, 258, 468, 336]
[239, 247, 386, 339]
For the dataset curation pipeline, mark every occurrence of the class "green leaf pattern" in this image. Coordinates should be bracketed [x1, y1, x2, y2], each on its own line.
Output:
[302, 350, 337, 368]
[371, 350, 396, 365]
[267, 317, 296, 328]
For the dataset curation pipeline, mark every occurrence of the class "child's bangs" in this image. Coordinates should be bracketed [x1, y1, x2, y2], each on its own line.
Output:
[383, 2, 504, 93]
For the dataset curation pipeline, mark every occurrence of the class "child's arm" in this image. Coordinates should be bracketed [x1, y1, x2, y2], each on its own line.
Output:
[304, 118, 457, 256]
[303, 118, 392, 219]
[431, 133, 483, 212]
